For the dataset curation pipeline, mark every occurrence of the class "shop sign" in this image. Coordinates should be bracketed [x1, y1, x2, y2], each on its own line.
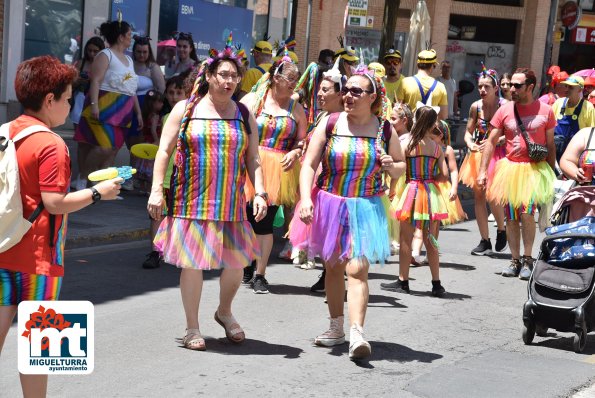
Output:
[561, 1, 582, 30]
[572, 26, 595, 45]
[348, 0, 368, 11]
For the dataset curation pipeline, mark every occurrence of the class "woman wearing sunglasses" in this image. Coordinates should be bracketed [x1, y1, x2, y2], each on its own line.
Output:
[240, 55, 308, 294]
[290, 68, 405, 361]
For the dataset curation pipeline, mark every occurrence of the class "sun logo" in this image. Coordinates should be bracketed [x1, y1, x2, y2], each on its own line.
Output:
[122, 72, 133, 83]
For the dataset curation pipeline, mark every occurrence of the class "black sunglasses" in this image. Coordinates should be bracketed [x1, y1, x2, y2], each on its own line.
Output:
[341, 86, 373, 97]
[511, 82, 527, 89]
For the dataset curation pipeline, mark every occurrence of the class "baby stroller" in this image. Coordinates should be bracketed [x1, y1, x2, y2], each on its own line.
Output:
[522, 185, 595, 353]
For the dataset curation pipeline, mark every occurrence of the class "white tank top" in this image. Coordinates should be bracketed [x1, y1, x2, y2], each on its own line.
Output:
[99, 49, 138, 96]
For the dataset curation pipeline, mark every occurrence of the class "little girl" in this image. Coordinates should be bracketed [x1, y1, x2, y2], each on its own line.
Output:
[433, 120, 467, 226]
[382, 106, 449, 297]
[134, 89, 164, 193]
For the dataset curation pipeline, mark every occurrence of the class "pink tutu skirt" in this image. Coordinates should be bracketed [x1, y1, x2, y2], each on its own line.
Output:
[289, 187, 392, 267]
[154, 217, 260, 270]
[487, 145, 506, 184]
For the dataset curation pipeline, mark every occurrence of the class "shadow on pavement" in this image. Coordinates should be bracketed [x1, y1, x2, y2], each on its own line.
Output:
[269, 283, 318, 296]
[439, 261, 476, 271]
[489, 252, 513, 260]
[368, 294, 408, 308]
[410, 290, 472, 300]
[327, 341, 443, 364]
[60, 255, 218, 304]
[190, 338, 304, 359]
[533, 334, 595, 355]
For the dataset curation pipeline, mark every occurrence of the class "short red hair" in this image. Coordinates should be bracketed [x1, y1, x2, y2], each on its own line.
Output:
[15, 56, 78, 111]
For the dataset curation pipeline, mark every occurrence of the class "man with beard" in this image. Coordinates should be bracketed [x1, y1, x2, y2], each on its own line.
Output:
[478, 68, 556, 280]
[383, 47, 404, 104]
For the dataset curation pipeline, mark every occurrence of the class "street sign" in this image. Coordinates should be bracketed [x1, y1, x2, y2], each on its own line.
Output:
[561, 1, 581, 30]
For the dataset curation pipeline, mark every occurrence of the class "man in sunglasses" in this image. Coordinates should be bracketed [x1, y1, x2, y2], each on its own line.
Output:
[238, 39, 273, 99]
[383, 47, 404, 103]
[478, 68, 556, 280]
[396, 49, 448, 120]
[551, 76, 595, 163]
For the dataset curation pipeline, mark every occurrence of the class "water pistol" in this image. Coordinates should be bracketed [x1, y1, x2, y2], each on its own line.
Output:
[88, 166, 136, 182]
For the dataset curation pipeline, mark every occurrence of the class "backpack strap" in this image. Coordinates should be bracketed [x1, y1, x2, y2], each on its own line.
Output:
[325, 112, 340, 138]
[382, 120, 392, 143]
[587, 127, 595, 150]
[235, 101, 252, 135]
[12, 124, 53, 142]
[255, 66, 266, 74]
[560, 97, 568, 116]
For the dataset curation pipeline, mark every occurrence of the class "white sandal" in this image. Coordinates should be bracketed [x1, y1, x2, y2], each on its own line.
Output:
[182, 328, 206, 351]
[214, 310, 245, 343]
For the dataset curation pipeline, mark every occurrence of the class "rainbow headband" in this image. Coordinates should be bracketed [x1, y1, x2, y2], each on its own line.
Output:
[273, 46, 294, 76]
[478, 62, 499, 85]
[205, 32, 242, 68]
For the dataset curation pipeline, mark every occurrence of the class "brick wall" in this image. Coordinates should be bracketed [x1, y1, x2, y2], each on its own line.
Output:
[293, 0, 549, 82]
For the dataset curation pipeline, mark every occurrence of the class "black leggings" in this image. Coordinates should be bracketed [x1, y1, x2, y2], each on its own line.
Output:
[247, 204, 279, 235]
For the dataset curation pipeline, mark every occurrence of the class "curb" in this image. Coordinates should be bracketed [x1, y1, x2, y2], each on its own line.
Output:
[65, 228, 150, 250]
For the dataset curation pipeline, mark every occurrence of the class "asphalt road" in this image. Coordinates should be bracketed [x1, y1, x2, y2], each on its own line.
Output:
[2, 220, 595, 397]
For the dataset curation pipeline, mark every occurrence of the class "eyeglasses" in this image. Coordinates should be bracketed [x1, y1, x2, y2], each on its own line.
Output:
[510, 82, 527, 89]
[279, 75, 299, 84]
[341, 86, 373, 97]
[216, 72, 241, 83]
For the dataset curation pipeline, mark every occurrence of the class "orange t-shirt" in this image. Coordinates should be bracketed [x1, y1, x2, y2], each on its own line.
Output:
[0, 115, 71, 276]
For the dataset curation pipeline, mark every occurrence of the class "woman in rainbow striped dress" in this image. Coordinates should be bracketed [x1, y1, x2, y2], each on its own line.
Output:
[241, 55, 308, 294]
[147, 44, 267, 351]
[290, 69, 405, 361]
[382, 106, 449, 297]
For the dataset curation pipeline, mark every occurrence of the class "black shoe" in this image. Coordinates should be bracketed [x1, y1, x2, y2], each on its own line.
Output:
[242, 261, 256, 284]
[380, 279, 410, 294]
[495, 229, 507, 252]
[502, 259, 522, 277]
[252, 274, 270, 294]
[471, 239, 492, 256]
[142, 251, 161, 269]
[311, 270, 326, 292]
[431, 280, 446, 297]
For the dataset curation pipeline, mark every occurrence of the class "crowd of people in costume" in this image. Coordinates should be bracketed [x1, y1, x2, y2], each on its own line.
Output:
[2, 17, 595, 396]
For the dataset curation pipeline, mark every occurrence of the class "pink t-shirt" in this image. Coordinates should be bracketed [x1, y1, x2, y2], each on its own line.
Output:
[490, 100, 556, 163]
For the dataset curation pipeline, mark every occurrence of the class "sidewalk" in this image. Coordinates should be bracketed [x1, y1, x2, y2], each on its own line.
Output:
[55, 126, 151, 249]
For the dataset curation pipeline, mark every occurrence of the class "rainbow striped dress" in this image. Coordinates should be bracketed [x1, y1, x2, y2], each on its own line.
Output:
[154, 105, 260, 270]
[245, 99, 300, 206]
[394, 142, 449, 229]
[289, 116, 393, 266]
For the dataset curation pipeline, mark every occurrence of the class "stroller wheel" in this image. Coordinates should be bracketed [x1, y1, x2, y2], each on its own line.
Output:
[573, 329, 587, 353]
[522, 322, 535, 345]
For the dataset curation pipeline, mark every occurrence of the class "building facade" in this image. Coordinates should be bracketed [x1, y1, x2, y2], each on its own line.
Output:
[1, 0, 592, 123]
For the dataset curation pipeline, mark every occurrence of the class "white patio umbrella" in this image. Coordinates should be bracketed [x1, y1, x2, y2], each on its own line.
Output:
[402, 0, 432, 77]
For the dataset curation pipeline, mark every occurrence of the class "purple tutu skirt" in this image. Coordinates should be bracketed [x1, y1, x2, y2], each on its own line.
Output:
[289, 187, 392, 267]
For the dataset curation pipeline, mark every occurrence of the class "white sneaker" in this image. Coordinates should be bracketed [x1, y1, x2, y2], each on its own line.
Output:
[300, 259, 316, 270]
[349, 324, 371, 360]
[292, 250, 306, 266]
[278, 241, 292, 260]
[390, 240, 400, 256]
[314, 316, 345, 347]
[488, 213, 495, 222]
[75, 178, 87, 191]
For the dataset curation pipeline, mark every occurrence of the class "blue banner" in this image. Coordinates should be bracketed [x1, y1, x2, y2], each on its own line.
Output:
[111, 0, 150, 37]
[177, 0, 254, 61]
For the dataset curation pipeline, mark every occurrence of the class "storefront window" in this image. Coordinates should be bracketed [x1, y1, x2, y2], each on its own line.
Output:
[24, 0, 84, 64]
